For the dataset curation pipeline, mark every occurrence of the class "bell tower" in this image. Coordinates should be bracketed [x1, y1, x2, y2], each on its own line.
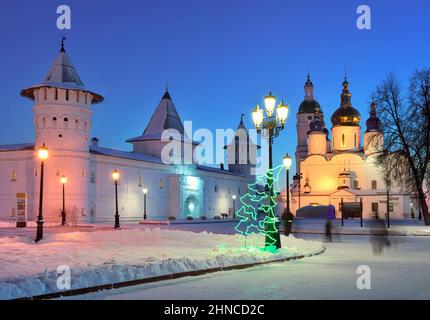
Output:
[21, 39, 104, 223]
[296, 74, 324, 174]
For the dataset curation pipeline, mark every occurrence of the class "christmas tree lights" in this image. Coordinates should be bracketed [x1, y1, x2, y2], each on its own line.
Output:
[235, 164, 284, 251]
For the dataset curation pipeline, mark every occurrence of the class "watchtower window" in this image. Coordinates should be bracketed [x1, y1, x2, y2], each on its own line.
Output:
[43, 88, 47, 100]
[55, 88, 58, 100]
[341, 134, 345, 148]
[65, 90, 69, 101]
[64, 118, 69, 129]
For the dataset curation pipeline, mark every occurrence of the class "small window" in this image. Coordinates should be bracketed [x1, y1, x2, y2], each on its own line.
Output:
[44, 88, 47, 100]
[371, 202, 379, 212]
[64, 117, 69, 129]
[90, 172, 96, 183]
[84, 121, 88, 132]
[371, 180, 377, 190]
[353, 180, 359, 189]
[52, 117, 57, 128]
[228, 187, 231, 194]
[341, 134, 345, 148]
[77, 91, 80, 103]
[55, 88, 58, 100]
[214, 185, 218, 193]
[159, 179, 164, 189]
[354, 133, 357, 148]
[65, 89, 69, 101]
[11, 169, 17, 182]
[75, 119, 79, 130]
[85, 93, 88, 104]
[138, 176, 143, 187]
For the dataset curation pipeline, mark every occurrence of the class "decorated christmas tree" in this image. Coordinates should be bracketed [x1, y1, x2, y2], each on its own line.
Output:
[235, 164, 284, 250]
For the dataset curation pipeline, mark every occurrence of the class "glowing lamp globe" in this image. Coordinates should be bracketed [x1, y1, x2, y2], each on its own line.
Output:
[276, 100, 289, 125]
[112, 169, 120, 181]
[60, 175, 68, 185]
[264, 92, 276, 117]
[252, 105, 264, 129]
[283, 153, 292, 170]
[143, 188, 148, 194]
[38, 145, 49, 161]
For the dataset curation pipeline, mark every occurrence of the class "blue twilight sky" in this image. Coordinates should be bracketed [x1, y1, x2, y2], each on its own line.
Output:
[0, 0, 429, 187]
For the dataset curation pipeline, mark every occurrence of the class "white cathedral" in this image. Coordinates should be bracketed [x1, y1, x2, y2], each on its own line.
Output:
[0, 42, 256, 224]
[289, 75, 412, 219]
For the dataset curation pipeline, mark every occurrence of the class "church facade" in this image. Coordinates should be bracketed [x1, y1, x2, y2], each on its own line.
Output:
[0, 42, 256, 224]
[290, 75, 412, 219]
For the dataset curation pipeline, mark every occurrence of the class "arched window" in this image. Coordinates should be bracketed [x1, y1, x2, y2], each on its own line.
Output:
[76, 91, 80, 103]
[75, 119, 79, 130]
[371, 180, 377, 190]
[64, 117, 69, 129]
[52, 117, 57, 128]
[55, 88, 58, 100]
[43, 88, 47, 100]
[341, 134, 345, 148]
[85, 93, 88, 104]
[65, 90, 69, 101]
[354, 133, 357, 148]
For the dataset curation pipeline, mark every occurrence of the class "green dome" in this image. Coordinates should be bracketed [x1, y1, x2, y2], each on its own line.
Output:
[298, 100, 321, 114]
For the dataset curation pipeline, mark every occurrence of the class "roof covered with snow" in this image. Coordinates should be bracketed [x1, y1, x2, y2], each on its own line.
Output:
[20, 40, 104, 104]
[127, 89, 191, 143]
[0, 143, 34, 152]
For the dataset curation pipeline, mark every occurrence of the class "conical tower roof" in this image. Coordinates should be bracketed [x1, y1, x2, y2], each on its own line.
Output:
[21, 39, 103, 104]
[127, 89, 190, 142]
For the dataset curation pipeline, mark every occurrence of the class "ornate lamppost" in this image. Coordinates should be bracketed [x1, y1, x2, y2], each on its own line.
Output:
[60, 175, 67, 226]
[232, 195, 237, 219]
[143, 187, 148, 220]
[283, 153, 292, 235]
[251, 92, 289, 249]
[112, 169, 120, 229]
[35, 144, 48, 243]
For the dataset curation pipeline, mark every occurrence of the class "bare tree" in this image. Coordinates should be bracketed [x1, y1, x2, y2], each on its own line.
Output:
[372, 69, 430, 225]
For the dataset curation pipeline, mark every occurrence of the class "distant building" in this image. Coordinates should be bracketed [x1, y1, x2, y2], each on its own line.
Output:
[0, 42, 256, 224]
[284, 75, 412, 219]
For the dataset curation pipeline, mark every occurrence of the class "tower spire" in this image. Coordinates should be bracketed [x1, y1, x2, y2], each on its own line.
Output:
[60, 36, 66, 53]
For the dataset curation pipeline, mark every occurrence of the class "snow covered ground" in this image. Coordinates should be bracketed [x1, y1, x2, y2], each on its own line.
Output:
[72, 234, 430, 300]
[0, 228, 323, 300]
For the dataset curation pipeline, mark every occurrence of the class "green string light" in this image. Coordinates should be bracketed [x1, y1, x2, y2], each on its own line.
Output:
[235, 164, 284, 250]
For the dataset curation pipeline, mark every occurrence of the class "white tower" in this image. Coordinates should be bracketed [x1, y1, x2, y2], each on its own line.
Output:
[307, 106, 327, 156]
[364, 102, 383, 155]
[296, 74, 323, 174]
[225, 115, 258, 177]
[331, 78, 361, 152]
[20, 40, 104, 223]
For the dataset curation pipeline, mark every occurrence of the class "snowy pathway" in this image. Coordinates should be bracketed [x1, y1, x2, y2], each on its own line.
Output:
[72, 234, 430, 300]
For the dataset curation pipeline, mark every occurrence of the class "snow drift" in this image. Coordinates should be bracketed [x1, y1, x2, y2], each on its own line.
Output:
[0, 228, 323, 299]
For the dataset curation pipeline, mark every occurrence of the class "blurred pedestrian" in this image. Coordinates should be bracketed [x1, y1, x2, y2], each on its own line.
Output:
[282, 208, 294, 236]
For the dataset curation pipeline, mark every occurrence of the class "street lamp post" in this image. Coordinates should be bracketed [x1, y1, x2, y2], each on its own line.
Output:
[143, 187, 148, 220]
[232, 195, 237, 219]
[386, 179, 391, 229]
[35, 144, 48, 243]
[252, 92, 289, 249]
[283, 154, 292, 236]
[112, 169, 120, 229]
[60, 175, 67, 226]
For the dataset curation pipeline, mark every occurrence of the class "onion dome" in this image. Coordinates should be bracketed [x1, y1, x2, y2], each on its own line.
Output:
[298, 74, 323, 113]
[21, 38, 104, 104]
[331, 78, 361, 126]
[365, 102, 382, 132]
